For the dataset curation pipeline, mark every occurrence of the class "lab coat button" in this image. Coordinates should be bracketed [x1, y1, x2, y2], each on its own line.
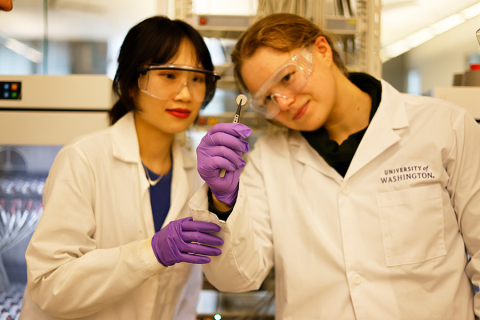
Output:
[341, 186, 350, 195]
[352, 274, 361, 285]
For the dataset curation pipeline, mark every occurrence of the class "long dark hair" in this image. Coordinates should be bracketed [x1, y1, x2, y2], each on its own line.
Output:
[109, 16, 215, 125]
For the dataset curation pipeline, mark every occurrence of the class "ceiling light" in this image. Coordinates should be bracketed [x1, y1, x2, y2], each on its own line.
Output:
[382, 2, 480, 62]
[430, 14, 465, 35]
[405, 28, 435, 48]
[4, 38, 43, 63]
[382, 39, 410, 60]
[461, 2, 480, 20]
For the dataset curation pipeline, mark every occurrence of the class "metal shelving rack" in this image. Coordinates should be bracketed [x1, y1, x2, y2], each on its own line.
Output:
[355, 0, 382, 78]
[177, 0, 382, 80]
[255, 0, 382, 78]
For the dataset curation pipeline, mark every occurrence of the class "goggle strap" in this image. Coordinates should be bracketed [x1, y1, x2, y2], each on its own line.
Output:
[145, 72, 151, 91]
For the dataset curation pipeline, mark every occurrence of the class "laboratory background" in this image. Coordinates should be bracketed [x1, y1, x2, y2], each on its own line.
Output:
[1, 0, 480, 319]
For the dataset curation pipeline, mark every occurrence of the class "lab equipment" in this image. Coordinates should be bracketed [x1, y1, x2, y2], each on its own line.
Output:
[477, 28, 480, 45]
[0, 75, 111, 146]
[0, 183, 43, 290]
[0, 75, 112, 316]
[219, 94, 248, 177]
[151, 217, 223, 266]
[196, 123, 251, 207]
[431, 86, 480, 121]
[0, 283, 24, 320]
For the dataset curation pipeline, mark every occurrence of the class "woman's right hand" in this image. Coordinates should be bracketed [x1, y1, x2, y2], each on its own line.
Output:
[196, 123, 252, 207]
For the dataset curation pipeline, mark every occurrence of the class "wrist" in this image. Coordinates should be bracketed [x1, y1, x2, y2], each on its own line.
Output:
[211, 184, 238, 208]
[151, 232, 168, 267]
[211, 192, 234, 211]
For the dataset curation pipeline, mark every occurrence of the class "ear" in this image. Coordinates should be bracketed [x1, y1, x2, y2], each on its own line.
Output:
[313, 36, 333, 64]
[129, 86, 137, 98]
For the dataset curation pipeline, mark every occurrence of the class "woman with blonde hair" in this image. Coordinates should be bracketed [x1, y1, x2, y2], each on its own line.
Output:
[193, 13, 480, 319]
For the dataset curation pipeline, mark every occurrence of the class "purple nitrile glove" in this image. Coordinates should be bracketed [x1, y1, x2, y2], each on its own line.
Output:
[151, 217, 224, 267]
[196, 123, 252, 206]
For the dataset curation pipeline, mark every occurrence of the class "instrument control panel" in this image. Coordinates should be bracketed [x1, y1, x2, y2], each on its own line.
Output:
[0, 82, 22, 100]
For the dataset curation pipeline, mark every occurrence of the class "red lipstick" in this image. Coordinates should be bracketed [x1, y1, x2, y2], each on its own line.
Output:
[167, 108, 191, 119]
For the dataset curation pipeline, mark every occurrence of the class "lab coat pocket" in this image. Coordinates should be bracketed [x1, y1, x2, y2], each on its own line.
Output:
[376, 184, 446, 267]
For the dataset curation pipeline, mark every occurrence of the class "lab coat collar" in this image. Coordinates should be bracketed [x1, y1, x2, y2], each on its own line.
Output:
[289, 79, 409, 182]
[111, 112, 196, 235]
[290, 131, 342, 181]
[140, 141, 196, 236]
[111, 111, 141, 163]
[161, 142, 196, 230]
[110, 111, 195, 169]
[378, 79, 409, 130]
[344, 79, 409, 180]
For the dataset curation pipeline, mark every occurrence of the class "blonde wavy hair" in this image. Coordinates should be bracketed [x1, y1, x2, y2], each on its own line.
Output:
[231, 13, 347, 131]
[231, 13, 347, 95]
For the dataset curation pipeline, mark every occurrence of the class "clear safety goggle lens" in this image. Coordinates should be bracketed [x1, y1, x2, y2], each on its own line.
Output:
[250, 47, 314, 119]
[138, 65, 219, 102]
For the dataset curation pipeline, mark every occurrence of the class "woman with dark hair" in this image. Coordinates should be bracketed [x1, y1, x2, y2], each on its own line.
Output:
[19, 16, 223, 320]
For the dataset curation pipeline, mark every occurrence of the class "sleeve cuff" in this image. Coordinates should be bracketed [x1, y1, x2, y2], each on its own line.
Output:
[139, 237, 167, 274]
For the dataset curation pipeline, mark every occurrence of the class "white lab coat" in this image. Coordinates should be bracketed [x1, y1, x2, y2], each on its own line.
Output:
[19, 112, 203, 320]
[190, 80, 480, 320]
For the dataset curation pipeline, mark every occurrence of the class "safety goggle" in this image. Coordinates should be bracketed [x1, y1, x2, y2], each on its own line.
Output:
[137, 64, 220, 104]
[250, 46, 314, 119]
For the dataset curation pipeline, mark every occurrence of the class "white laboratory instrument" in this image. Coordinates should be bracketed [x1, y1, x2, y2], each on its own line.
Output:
[431, 86, 480, 121]
[0, 75, 113, 319]
[0, 75, 112, 145]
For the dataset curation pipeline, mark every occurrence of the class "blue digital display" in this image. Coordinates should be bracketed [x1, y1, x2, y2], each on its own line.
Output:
[0, 81, 22, 100]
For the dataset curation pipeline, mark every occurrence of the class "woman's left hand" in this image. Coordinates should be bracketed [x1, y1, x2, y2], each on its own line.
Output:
[151, 217, 223, 266]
